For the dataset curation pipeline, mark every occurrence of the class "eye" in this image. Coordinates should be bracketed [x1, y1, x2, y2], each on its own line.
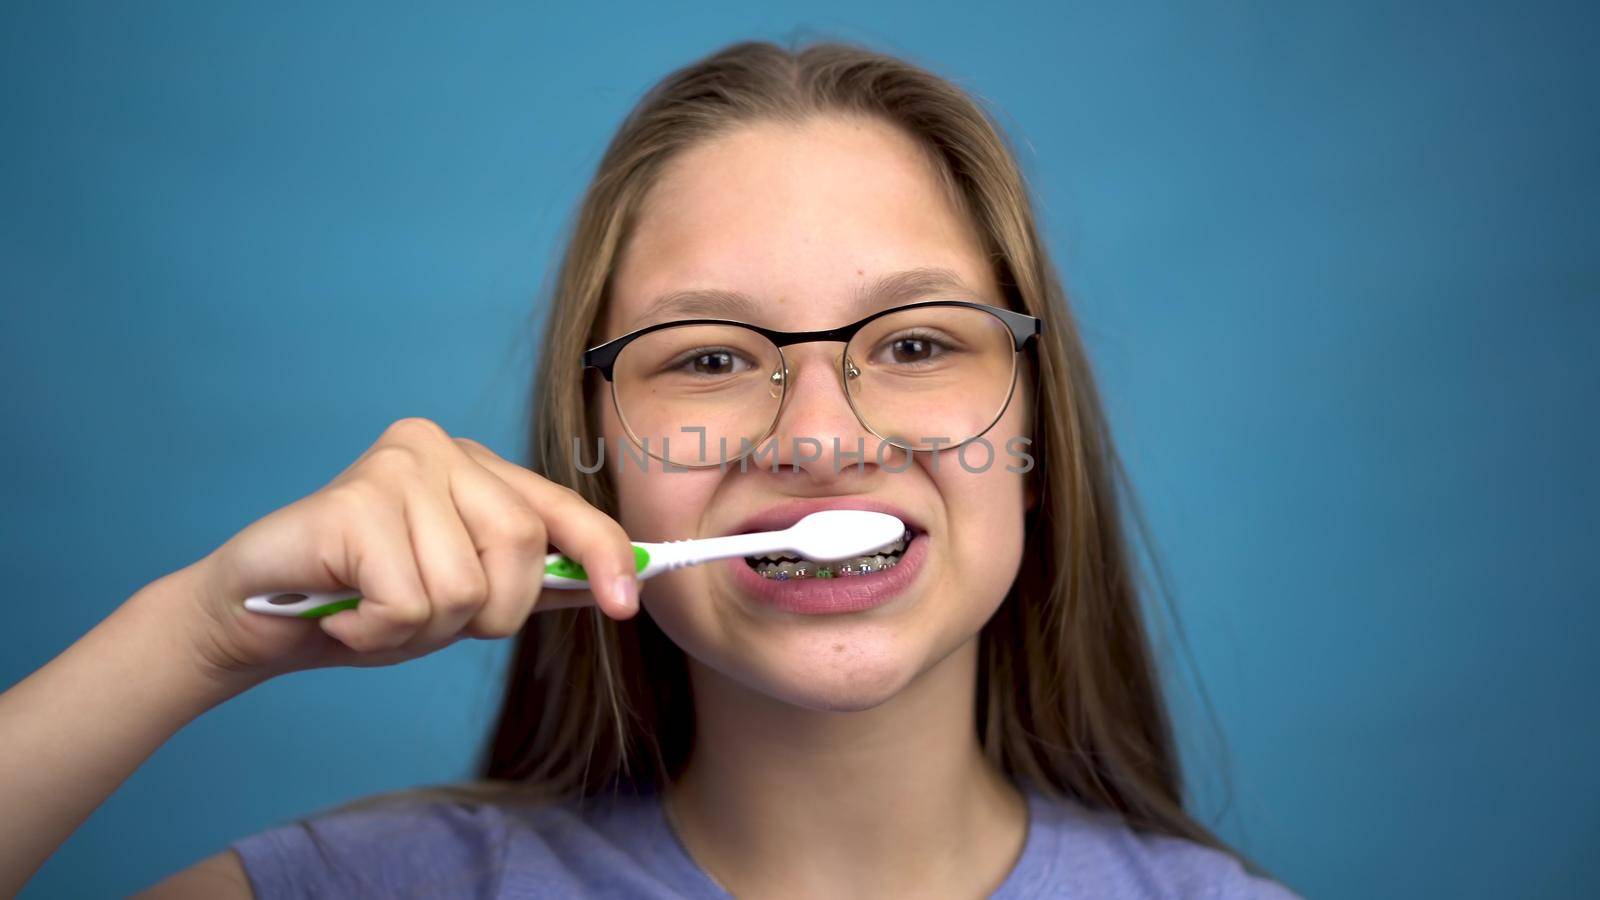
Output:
[873, 330, 955, 366]
[668, 348, 755, 377]
[890, 337, 935, 363]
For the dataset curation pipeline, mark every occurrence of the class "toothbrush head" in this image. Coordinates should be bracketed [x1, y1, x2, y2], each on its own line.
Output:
[783, 510, 906, 561]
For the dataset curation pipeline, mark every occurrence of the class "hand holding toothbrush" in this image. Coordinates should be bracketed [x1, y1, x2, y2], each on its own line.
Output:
[181, 417, 649, 680]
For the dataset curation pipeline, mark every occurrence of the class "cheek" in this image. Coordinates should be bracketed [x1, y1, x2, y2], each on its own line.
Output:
[599, 402, 716, 542]
[929, 395, 1033, 606]
[933, 448, 1029, 589]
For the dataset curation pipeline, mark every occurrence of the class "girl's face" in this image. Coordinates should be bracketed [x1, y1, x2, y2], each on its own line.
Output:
[599, 116, 1032, 712]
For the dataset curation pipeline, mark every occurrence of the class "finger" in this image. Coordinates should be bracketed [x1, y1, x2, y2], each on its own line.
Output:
[391, 476, 489, 651]
[447, 441, 606, 618]
[444, 451, 555, 639]
[316, 487, 434, 653]
[454, 440, 639, 619]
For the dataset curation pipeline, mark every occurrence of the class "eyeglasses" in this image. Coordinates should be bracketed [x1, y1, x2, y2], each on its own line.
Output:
[582, 299, 1041, 468]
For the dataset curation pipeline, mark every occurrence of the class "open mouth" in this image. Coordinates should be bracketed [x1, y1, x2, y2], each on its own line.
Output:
[743, 528, 919, 580]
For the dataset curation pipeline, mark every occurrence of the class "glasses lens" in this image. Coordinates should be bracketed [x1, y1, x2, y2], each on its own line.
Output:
[612, 324, 783, 466]
[845, 305, 1018, 449]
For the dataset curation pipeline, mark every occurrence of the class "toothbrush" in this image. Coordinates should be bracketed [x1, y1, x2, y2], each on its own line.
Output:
[243, 509, 907, 618]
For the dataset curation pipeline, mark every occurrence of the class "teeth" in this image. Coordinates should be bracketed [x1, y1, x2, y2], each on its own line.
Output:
[748, 531, 913, 564]
[744, 529, 918, 579]
[751, 547, 910, 580]
[755, 556, 902, 579]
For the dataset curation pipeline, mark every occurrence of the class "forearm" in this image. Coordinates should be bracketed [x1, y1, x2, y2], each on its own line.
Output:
[0, 566, 259, 896]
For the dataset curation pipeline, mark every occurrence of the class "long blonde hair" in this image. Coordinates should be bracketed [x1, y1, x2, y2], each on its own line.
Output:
[385, 37, 1249, 864]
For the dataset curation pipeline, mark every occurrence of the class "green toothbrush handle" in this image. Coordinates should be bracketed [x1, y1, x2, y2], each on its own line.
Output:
[242, 545, 653, 617]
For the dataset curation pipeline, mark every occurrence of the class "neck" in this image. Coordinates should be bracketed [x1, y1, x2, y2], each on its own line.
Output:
[665, 635, 1029, 897]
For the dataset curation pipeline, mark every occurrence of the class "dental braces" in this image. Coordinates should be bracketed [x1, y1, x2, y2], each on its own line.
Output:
[755, 556, 904, 580]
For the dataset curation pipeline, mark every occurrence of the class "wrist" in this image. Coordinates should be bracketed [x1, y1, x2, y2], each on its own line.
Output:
[124, 563, 271, 708]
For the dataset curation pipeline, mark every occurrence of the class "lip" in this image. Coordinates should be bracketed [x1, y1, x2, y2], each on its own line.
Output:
[722, 496, 929, 615]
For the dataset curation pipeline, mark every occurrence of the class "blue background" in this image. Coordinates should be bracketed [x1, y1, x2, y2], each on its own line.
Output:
[3, 1, 1595, 896]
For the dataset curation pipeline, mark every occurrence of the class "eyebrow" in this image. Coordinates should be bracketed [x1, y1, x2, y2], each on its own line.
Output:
[627, 267, 983, 331]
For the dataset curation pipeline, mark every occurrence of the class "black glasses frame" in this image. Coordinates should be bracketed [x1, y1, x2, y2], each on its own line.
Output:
[580, 299, 1042, 466]
[582, 299, 1040, 377]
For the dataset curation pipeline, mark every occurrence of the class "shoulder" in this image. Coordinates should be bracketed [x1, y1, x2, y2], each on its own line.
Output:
[227, 787, 684, 899]
[1021, 790, 1302, 899]
[229, 793, 521, 898]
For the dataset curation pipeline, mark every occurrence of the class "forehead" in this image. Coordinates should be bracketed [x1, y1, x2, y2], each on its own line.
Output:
[605, 116, 996, 336]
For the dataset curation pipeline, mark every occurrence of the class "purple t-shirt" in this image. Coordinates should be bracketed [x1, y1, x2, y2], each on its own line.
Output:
[230, 783, 1300, 898]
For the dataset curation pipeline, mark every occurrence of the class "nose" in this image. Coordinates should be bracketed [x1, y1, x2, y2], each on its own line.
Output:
[763, 343, 896, 476]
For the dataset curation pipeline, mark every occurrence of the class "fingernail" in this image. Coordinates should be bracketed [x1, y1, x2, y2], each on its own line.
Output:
[612, 575, 639, 614]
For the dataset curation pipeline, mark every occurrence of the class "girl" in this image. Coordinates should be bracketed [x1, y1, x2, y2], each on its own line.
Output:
[1, 39, 1299, 898]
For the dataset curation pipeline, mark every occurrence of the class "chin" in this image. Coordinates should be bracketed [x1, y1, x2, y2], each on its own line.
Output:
[754, 666, 911, 713]
[647, 572, 987, 714]
[736, 632, 923, 712]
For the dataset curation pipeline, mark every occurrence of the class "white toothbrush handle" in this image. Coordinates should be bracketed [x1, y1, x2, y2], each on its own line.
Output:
[539, 532, 779, 584]
[635, 532, 783, 578]
[635, 540, 704, 579]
